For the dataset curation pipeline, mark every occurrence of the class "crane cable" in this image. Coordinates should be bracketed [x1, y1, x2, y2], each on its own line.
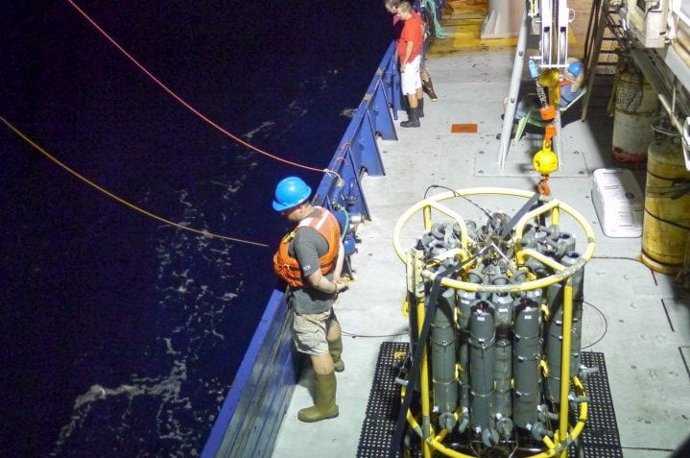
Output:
[65, 0, 332, 176]
[1, 116, 270, 248]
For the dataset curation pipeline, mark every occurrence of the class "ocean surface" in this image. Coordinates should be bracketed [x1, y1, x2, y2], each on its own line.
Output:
[1, 1, 390, 455]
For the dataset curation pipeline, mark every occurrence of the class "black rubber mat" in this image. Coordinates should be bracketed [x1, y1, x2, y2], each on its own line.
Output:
[356, 342, 623, 458]
[356, 341, 407, 458]
[570, 351, 624, 457]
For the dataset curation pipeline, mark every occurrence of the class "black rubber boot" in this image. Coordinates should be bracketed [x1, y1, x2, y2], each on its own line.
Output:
[423, 78, 438, 101]
[297, 372, 339, 422]
[418, 98, 424, 118]
[400, 107, 420, 128]
[328, 337, 345, 373]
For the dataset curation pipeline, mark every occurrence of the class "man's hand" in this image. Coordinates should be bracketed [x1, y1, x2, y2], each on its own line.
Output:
[334, 281, 348, 294]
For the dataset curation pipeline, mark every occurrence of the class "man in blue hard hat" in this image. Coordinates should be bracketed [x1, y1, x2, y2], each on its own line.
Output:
[272, 176, 347, 423]
[509, 58, 586, 124]
[560, 59, 585, 108]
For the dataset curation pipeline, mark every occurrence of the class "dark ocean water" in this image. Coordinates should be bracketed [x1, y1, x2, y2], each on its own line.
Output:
[1, 1, 390, 455]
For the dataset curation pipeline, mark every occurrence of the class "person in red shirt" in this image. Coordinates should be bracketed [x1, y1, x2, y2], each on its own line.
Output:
[397, 1, 424, 127]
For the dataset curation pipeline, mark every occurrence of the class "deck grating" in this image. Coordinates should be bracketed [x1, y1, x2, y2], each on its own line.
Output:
[357, 341, 407, 458]
[570, 351, 624, 457]
[357, 342, 623, 458]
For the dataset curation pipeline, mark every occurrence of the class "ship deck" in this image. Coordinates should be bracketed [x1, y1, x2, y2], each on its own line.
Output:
[271, 22, 690, 458]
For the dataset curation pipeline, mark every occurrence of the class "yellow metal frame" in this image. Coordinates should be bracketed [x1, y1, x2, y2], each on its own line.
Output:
[397, 187, 595, 458]
[393, 187, 596, 293]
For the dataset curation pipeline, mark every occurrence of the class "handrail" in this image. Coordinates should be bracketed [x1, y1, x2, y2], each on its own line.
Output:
[201, 41, 399, 458]
[314, 41, 399, 219]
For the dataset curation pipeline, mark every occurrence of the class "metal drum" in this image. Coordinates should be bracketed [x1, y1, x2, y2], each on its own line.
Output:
[642, 135, 690, 273]
[611, 69, 658, 168]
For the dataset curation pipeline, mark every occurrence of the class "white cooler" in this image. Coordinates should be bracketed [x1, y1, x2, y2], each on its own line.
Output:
[591, 168, 644, 238]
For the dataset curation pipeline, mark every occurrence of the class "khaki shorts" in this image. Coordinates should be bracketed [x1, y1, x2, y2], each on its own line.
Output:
[292, 308, 338, 356]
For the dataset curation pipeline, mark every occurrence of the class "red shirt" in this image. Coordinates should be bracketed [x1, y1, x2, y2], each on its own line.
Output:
[397, 11, 423, 65]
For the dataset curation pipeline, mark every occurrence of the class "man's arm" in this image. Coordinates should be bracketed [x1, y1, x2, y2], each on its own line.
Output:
[402, 40, 414, 70]
[295, 229, 346, 294]
[334, 240, 345, 281]
[305, 269, 346, 294]
[571, 71, 585, 92]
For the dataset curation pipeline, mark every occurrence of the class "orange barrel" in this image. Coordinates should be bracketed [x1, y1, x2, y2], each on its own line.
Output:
[612, 69, 658, 168]
[641, 134, 690, 273]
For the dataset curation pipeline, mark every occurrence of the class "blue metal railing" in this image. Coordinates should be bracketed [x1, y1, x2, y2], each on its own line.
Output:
[201, 41, 399, 458]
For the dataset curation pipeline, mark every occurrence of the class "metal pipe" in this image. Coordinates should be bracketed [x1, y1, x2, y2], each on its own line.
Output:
[557, 280, 574, 458]
[412, 247, 432, 458]
[658, 93, 685, 135]
[498, 7, 529, 170]
[562, 254, 584, 375]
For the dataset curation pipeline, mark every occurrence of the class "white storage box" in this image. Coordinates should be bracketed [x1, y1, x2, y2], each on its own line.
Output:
[591, 168, 644, 238]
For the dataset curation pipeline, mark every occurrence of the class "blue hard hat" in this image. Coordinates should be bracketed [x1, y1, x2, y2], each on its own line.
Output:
[567, 61, 583, 77]
[272, 176, 312, 211]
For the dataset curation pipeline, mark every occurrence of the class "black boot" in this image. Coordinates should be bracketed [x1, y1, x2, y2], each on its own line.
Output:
[423, 78, 438, 101]
[418, 98, 424, 118]
[400, 106, 420, 128]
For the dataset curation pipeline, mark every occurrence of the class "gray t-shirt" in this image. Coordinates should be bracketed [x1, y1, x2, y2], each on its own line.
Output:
[287, 217, 336, 315]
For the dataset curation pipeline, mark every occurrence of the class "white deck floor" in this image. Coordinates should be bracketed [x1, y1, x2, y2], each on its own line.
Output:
[271, 49, 690, 458]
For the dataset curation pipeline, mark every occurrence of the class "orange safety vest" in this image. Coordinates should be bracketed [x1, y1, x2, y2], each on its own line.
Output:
[273, 207, 341, 288]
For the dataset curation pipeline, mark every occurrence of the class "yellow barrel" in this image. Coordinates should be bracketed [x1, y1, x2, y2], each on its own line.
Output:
[641, 135, 690, 273]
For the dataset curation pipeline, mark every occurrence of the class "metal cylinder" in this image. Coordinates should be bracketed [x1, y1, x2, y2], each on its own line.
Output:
[612, 68, 659, 166]
[642, 135, 690, 273]
[458, 289, 475, 330]
[556, 231, 576, 257]
[525, 287, 543, 306]
[457, 278, 477, 416]
[513, 298, 541, 429]
[432, 288, 458, 429]
[469, 301, 496, 432]
[494, 328, 513, 431]
[458, 331, 470, 417]
[490, 292, 514, 326]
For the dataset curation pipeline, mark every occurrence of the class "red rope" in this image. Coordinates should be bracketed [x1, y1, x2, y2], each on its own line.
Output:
[1, 116, 270, 248]
[65, 0, 324, 174]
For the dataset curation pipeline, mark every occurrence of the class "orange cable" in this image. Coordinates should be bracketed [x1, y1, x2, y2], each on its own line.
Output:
[1, 116, 270, 248]
[65, 0, 325, 174]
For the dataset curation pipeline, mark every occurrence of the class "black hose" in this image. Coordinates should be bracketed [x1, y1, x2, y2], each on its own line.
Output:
[388, 264, 457, 458]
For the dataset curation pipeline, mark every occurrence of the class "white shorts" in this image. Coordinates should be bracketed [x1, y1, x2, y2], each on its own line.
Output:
[401, 55, 422, 96]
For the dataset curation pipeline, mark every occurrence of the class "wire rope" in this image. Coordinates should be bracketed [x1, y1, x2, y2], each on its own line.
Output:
[341, 330, 409, 338]
[2, 116, 269, 248]
[65, 0, 327, 175]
